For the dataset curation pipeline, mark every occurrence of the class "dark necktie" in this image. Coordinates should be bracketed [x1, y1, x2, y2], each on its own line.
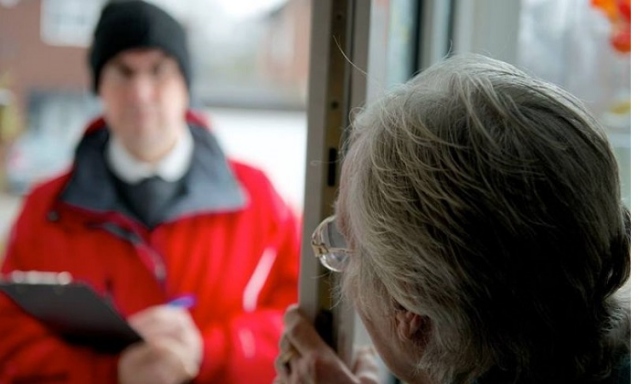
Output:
[127, 175, 179, 228]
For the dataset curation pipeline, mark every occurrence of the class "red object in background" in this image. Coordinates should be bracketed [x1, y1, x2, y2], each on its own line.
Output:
[611, 30, 631, 53]
[618, 0, 631, 21]
[591, 0, 631, 53]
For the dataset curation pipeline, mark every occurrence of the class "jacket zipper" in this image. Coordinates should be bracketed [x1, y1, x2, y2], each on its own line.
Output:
[93, 222, 167, 286]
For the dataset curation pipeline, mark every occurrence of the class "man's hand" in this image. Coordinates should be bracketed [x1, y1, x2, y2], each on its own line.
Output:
[118, 305, 203, 384]
[118, 339, 196, 384]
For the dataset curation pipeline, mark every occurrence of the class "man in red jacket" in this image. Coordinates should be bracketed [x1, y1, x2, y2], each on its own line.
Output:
[0, 1, 300, 383]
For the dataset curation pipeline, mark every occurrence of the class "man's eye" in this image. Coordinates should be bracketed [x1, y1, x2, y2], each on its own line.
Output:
[114, 65, 133, 79]
[152, 61, 173, 76]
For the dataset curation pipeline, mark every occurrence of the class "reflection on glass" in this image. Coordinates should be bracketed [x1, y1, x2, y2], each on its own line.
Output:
[518, 0, 630, 207]
[386, 0, 418, 87]
[368, 0, 419, 100]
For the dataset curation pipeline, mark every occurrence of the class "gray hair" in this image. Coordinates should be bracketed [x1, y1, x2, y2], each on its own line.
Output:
[337, 54, 630, 383]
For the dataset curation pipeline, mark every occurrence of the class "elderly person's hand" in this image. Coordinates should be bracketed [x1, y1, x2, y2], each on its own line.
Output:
[274, 305, 379, 384]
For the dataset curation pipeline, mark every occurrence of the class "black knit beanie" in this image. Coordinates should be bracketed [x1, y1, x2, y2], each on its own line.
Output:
[88, 0, 191, 92]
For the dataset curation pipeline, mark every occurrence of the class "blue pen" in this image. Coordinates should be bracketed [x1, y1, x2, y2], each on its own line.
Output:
[167, 294, 196, 309]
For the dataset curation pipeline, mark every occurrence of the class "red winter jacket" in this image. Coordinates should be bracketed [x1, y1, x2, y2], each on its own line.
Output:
[0, 113, 300, 383]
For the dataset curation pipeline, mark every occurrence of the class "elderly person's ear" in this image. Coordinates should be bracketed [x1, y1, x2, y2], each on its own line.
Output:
[395, 310, 430, 343]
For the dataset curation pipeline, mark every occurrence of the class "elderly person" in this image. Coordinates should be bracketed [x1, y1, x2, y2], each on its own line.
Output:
[275, 54, 630, 384]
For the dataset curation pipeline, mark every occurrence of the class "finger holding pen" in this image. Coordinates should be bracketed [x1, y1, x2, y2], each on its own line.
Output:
[126, 294, 203, 378]
[128, 295, 198, 340]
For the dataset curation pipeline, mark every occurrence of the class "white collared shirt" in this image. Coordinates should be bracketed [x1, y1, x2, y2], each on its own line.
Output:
[106, 125, 194, 184]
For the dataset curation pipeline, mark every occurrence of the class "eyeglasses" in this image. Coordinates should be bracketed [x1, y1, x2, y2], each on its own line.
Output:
[311, 215, 352, 272]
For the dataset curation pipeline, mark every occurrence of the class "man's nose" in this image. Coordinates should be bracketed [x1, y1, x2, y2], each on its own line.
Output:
[127, 75, 155, 103]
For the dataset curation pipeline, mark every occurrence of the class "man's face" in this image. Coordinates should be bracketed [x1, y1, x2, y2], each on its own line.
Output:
[98, 48, 189, 162]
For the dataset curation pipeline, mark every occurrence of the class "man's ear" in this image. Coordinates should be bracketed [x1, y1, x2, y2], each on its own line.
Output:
[395, 310, 430, 344]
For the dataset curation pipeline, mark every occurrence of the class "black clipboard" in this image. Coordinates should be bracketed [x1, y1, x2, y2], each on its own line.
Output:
[0, 281, 142, 354]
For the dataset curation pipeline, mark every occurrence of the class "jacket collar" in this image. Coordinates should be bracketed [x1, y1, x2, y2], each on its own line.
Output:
[106, 124, 194, 183]
[60, 114, 247, 222]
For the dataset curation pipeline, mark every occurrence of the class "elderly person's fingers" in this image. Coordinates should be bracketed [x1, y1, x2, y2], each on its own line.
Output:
[283, 305, 334, 356]
[274, 334, 300, 377]
[278, 305, 368, 384]
[352, 346, 380, 384]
